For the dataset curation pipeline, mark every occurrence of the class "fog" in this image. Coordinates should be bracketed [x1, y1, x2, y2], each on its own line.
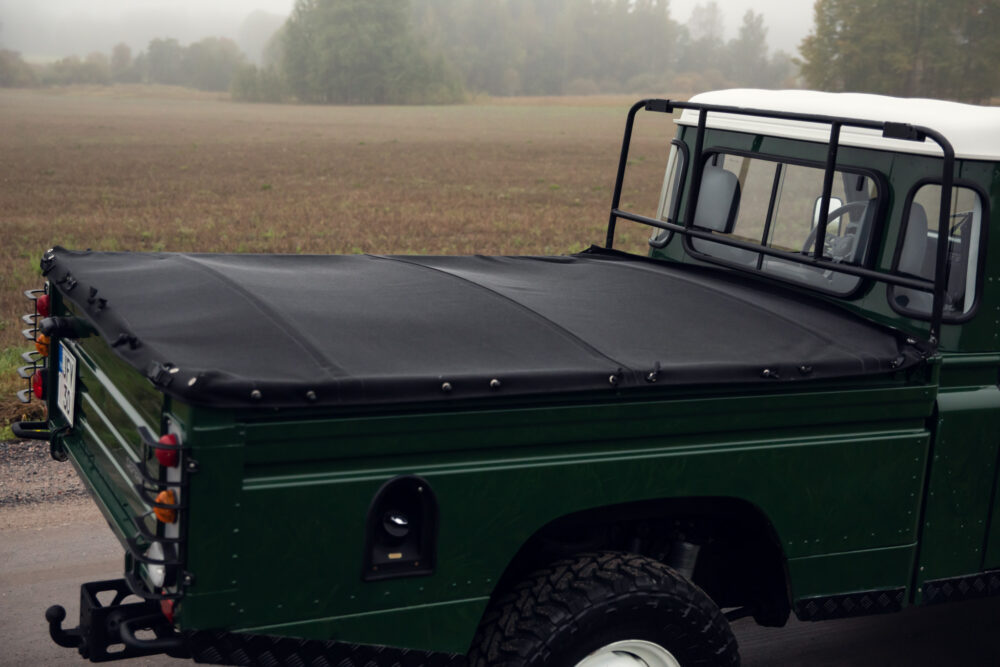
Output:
[0, 0, 294, 62]
[671, 0, 813, 54]
[0, 0, 813, 62]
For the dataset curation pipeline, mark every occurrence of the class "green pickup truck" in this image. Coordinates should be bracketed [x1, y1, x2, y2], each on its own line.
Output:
[13, 89, 1000, 666]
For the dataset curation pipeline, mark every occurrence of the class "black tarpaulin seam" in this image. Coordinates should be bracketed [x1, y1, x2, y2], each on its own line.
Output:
[174, 253, 347, 379]
[370, 253, 632, 374]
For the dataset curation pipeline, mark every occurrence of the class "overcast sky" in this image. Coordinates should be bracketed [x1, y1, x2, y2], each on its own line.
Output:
[0, 0, 814, 61]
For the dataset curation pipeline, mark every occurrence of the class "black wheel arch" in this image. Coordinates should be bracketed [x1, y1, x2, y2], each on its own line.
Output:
[483, 495, 791, 630]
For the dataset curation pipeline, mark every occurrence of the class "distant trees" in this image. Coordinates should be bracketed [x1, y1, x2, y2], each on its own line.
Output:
[110, 43, 141, 83]
[412, 0, 680, 96]
[408, 0, 792, 97]
[0, 50, 36, 87]
[146, 38, 185, 85]
[41, 53, 111, 86]
[230, 64, 289, 102]
[727, 11, 769, 87]
[181, 38, 245, 91]
[241, 0, 792, 104]
[1, 36, 247, 92]
[2, 0, 803, 100]
[799, 0, 1000, 102]
[1, 37, 249, 92]
[279, 0, 462, 103]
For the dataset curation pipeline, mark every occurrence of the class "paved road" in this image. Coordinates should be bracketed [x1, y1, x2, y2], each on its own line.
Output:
[2, 502, 998, 666]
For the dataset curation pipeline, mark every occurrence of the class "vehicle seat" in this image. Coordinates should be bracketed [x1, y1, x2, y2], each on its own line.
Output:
[894, 203, 933, 312]
[693, 166, 741, 234]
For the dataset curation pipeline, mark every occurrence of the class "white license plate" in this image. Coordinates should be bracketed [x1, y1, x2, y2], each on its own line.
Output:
[58, 342, 77, 424]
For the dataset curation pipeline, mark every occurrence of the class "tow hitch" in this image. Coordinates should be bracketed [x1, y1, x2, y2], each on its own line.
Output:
[45, 579, 188, 662]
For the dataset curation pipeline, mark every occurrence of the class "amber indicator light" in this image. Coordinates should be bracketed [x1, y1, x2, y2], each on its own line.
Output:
[35, 333, 51, 358]
[153, 490, 177, 523]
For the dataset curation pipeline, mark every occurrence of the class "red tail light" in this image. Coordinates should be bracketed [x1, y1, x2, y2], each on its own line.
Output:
[160, 598, 175, 624]
[32, 371, 44, 399]
[155, 434, 179, 468]
[36, 294, 51, 317]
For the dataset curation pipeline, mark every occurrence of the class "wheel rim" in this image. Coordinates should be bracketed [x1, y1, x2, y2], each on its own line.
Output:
[575, 639, 682, 667]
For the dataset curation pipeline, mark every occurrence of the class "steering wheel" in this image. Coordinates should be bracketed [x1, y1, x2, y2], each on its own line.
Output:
[800, 200, 870, 262]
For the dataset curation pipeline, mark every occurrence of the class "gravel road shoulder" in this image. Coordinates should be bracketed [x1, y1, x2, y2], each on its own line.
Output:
[0, 438, 88, 509]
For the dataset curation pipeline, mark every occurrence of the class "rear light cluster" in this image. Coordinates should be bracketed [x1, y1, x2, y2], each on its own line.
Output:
[17, 287, 50, 404]
[128, 425, 190, 619]
[150, 432, 182, 526]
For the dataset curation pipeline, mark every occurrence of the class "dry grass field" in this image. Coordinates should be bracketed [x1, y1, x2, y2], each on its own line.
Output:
[0, 86, 677, 428]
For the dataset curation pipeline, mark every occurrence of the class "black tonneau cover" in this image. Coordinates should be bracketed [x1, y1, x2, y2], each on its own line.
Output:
[45, 246, 923, 409]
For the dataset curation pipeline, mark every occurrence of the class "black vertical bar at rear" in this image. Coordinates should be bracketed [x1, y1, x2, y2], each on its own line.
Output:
[682, 109, 709, 232]
[606, 101, 646, 249]
[814, 122, 842, 258]
[927, 131, 955, 343]
[757, 163, 784, 270]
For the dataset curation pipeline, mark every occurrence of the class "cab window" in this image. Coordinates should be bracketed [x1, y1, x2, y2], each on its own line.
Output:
[891, 184, 984, 319]
[689, 152, 881, 295]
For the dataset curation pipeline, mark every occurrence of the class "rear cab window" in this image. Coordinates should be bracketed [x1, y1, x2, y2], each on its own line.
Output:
[687, 151, 882, 296]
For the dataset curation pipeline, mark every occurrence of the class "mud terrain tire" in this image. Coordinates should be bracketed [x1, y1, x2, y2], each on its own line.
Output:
[469, 551, 739, 667]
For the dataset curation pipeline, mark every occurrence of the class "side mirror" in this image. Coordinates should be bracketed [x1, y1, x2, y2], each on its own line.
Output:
[812, 196, 844, 229]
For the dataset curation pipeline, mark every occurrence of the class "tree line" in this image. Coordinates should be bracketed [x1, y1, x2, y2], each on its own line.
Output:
[232, 0, 794, 103]
[5, 0, 997, 104]
[254, 0, 997, 104]
[1, 36, 246, 91]
[412, 0, 792, 97]
[799, 0, 1000, 103]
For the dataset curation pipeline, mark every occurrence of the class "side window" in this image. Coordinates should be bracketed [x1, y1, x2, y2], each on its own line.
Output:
[689, 151, 880, 295]
[892, 184, 984, 318]
[649, 142, 686, 248]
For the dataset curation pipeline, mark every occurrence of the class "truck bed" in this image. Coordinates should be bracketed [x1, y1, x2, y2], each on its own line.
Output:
[44, 245, 925, 409]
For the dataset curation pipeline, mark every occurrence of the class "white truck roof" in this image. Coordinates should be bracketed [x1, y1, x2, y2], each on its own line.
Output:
[679, 89, 1000, 161]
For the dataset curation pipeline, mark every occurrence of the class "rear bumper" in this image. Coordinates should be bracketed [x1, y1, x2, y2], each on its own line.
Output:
[45, 579, 187, 663]
[48, 579, 467, 665]
[10, 420, 51, 441]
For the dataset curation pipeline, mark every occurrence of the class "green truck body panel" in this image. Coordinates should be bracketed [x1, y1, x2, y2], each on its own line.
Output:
[58, 331, 942, 653]
[916, 376, 1000, 587]
[18, 93, 1000, 660]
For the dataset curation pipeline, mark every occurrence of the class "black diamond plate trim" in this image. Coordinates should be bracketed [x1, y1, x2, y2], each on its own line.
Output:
[795, 587, 905, 621]
[185, 631, 468, 667]
[922, 570, 1000, 605]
